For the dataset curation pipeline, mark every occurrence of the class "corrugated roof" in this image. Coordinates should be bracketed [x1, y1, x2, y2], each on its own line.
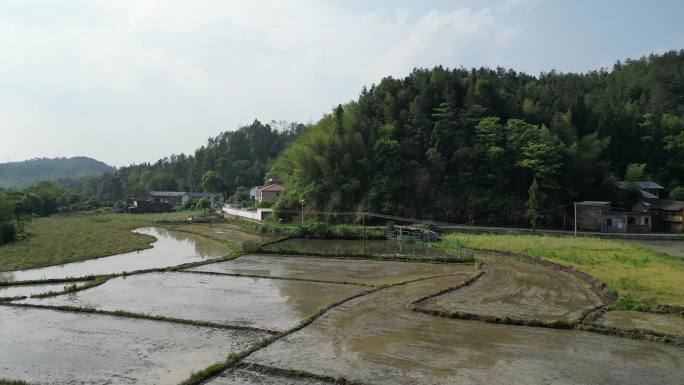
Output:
[577, 201, 611, 207]
[150, 191, 187, 197]
[258, 183, 285, 192]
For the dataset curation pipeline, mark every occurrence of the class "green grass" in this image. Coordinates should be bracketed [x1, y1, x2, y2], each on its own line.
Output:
[0, 211, 202, 271]
[442, 233, 684, 308]
[0, 380, 32, 385]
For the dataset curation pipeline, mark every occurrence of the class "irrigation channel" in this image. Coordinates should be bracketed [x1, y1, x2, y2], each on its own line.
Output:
[0, 227, 682, 384]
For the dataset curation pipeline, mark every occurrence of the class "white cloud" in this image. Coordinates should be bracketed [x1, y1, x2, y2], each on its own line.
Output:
[5, 0, 667, 166]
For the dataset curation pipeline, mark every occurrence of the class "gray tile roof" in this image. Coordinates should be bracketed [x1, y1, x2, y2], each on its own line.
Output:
[616, 181, 665, 190]
[640, 198, 684, 211]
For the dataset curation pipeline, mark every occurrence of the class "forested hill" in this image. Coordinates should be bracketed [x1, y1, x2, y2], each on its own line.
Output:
[0, 157, 114, 189]
[271, 50, 684, 225]
[58, 120, 306, 204]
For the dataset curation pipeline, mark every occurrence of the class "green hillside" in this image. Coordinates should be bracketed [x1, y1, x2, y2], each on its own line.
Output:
[0, 157, 114, 189]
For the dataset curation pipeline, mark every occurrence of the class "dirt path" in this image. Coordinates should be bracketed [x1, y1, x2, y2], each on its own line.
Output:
[629, 240, 684, 259]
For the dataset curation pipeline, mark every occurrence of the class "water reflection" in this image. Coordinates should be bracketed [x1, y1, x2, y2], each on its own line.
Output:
[21, 272, 364, 331]
[1, 227, 229, 282]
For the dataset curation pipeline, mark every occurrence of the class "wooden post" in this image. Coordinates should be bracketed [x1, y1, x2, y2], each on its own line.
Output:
[362, 211, 366, 256]
[574, 202, 577, 237]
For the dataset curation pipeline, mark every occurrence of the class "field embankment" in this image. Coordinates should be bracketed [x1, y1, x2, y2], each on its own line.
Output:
[442, 233, 684, 308]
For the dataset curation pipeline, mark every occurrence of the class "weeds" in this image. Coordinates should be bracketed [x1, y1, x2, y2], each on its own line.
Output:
[443, 233, 684, 307]
[0, 380, 33, 385]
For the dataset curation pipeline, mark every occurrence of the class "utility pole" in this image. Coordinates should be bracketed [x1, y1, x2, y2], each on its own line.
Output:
[300, 199, 305, 226]
[574, 202, 577, 237]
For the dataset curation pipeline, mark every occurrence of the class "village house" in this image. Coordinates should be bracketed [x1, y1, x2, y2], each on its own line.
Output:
[251, 179, 285, 204]
[127, 199, 172, 213]
[575, 201, 652, 233]
[633, 198, 684, 232]
[616, 181, 665, 198]
[149, 191, 224, 207]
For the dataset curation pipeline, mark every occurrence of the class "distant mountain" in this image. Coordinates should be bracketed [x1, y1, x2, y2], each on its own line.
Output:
[0, 157, 114, 189]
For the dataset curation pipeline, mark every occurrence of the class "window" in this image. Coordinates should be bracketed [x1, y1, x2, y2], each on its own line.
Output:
[642, 217, 649, 226]
[606, 218, 612, 227]
[627, 216, 636, 225]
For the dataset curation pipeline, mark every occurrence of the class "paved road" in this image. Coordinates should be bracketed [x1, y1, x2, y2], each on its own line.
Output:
[439, 224, 684, 240]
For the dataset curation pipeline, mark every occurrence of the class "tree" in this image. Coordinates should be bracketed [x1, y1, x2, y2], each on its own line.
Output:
[670, 187, 684, 200]
[201, 170, 222, 193]
[195, 197, 211, 216]
[527, 178, 544, 231]
[624, 163, 647, 182]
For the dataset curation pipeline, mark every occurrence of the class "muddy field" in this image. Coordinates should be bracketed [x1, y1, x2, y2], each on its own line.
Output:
[247, 274, 683, 385]
[3, 235, 683, 385]
[187, 254, 472, 285]
[1, 227, 229, 282]
[598, 310, 684, 336]
[418, 254, 600, 322]
[210, 224, 270, 244]
[20, 271, 366, 331]
[208, 366, 330, 385]
[262, 238, 449, 258]
[0, 306, 267, 385]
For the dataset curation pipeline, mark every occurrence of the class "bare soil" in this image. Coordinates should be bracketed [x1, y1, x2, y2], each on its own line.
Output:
[598, 310, 684, 337]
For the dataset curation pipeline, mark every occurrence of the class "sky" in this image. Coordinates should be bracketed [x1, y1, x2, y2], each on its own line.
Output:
[1, 0, 683, 167]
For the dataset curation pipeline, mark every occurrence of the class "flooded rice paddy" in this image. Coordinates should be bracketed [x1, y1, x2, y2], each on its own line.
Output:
[187, 254, 472, 285]
[247, 274, 684, 385]
[0, 281, 87, 298]
[20, 271, 366, 331]
[3, 233, 683, 384]
[419, 254, 601, 322]
[598, 310, 684, 336]
[0, 306, 267, 385]
[1, 227, 229, 282]
[262, 238, 449, 259]
[210, 224, 270, 244]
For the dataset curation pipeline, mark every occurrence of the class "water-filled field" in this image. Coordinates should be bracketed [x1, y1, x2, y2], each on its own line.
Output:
[187, 254, 472, 285]
[0, 281, 88, 298]
[0, 306, 267, 385]
[1, 227, 229, 282]
[2, 235, 683, 385]
[20, 271, 366, 331]
[247, 274, 683, 385]
[262, 238, 456, 259]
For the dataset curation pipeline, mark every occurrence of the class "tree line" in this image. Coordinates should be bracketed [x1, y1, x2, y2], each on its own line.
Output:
[271, 50, 684, 226]
[4, 50, 684, 232]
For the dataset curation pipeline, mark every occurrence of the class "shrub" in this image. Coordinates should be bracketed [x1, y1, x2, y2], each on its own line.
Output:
[550, 319, 572, 329]
[301, 221, 333, 238]
[0, 222, 17, 245]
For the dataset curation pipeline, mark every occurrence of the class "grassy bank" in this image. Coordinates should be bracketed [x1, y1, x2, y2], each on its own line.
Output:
[0, 211, 201, 271]
[442, 233, 684, 308]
